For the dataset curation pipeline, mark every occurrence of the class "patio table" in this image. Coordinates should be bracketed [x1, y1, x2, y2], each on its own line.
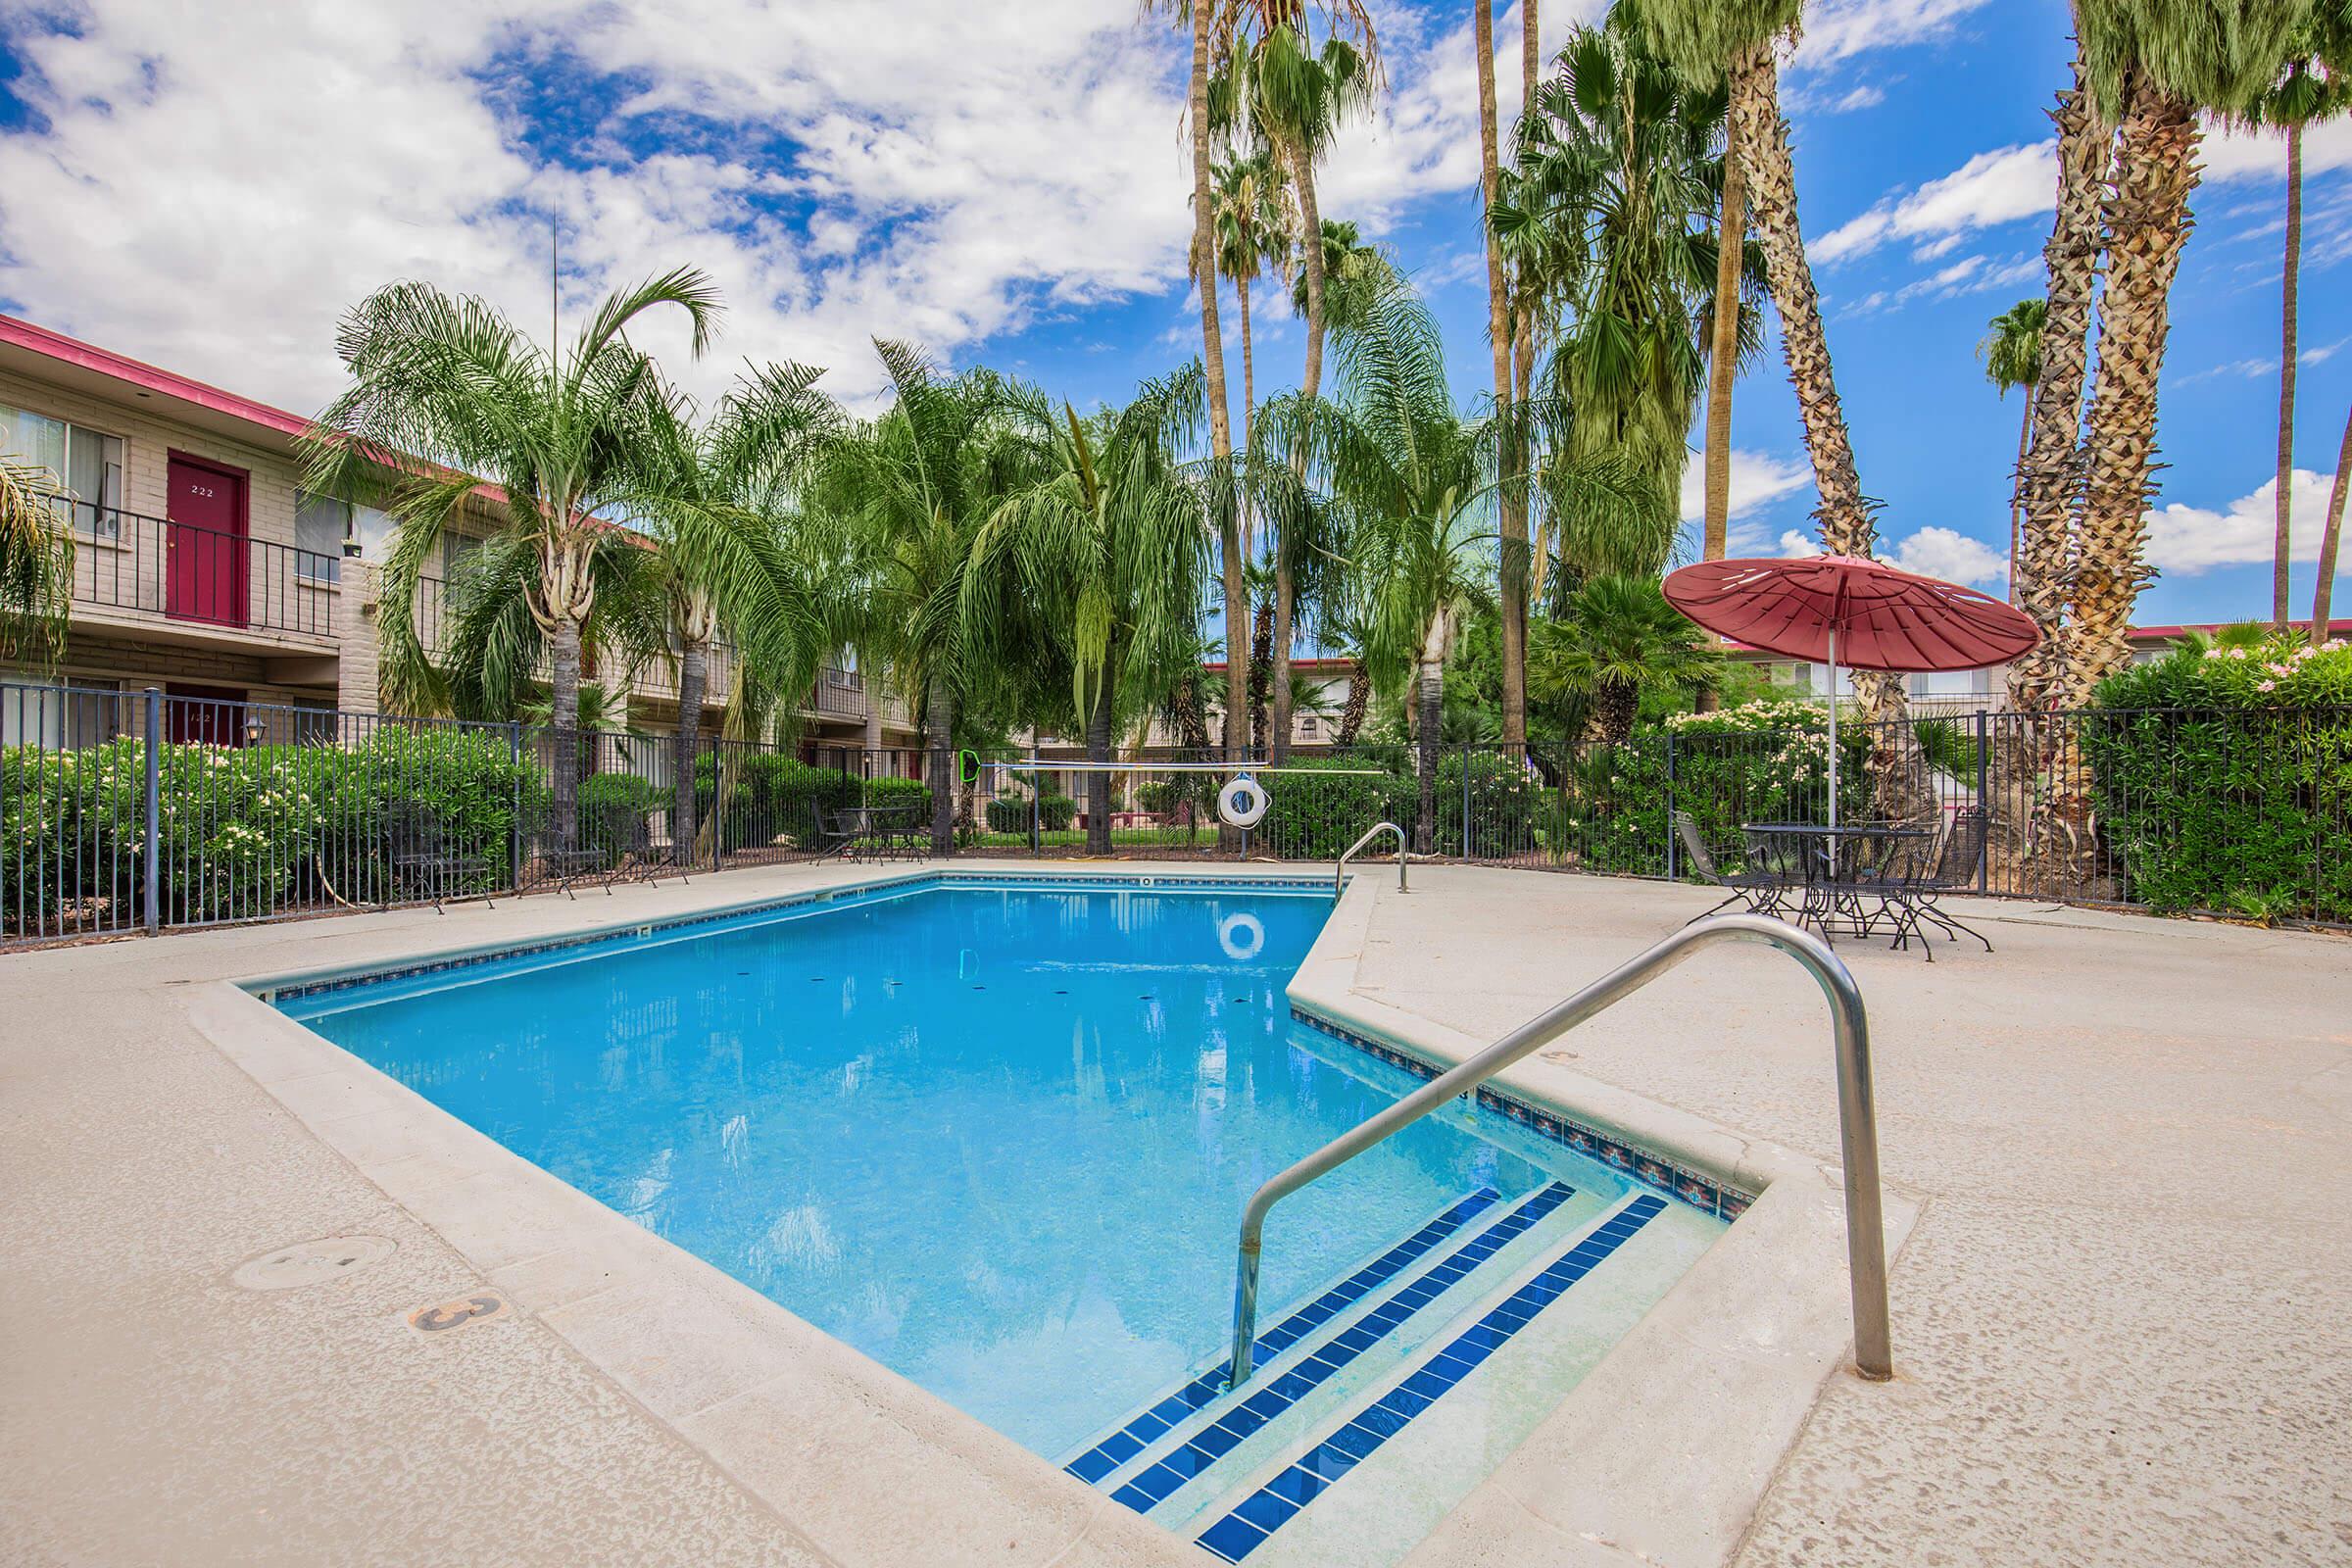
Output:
[1741, 822, 1934, 946]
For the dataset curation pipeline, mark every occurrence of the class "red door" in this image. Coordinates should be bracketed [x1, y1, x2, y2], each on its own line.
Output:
[166, 684, 248, 747]
[167, 456, 249, 627]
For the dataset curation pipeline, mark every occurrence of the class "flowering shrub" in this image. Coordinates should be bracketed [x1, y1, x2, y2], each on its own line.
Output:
[1564, 699, 1875, 875]
[2085, 635, 2352, 920]
[0, 727, 532, 932]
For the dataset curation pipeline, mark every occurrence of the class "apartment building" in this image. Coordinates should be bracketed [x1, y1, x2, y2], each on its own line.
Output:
[0, 314, 916, 760]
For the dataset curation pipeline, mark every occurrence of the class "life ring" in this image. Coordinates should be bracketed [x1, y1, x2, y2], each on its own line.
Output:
[1217, 773, 1269, 829]
[1218, 911, 1265, 961]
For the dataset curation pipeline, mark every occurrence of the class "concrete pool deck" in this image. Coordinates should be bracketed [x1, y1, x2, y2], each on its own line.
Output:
[3, 860, 2347, 1564]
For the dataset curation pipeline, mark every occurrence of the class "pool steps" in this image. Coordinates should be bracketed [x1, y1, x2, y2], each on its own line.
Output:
[1064, 1180, 1667, 1560]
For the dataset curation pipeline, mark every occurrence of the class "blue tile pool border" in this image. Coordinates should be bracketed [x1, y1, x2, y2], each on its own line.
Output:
[1290, 1006, 1753, 1222]
[1195, 1193, 1671, 1563]
[250, 870, 1337, 1004]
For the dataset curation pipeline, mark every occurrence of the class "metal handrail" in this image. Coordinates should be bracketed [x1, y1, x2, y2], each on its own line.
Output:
[1227, 912, 1889, 1387]
[1337, 820, 1407, 896]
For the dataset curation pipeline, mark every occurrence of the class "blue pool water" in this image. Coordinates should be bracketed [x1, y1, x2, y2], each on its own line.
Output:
[280, 879, 1630, 1457]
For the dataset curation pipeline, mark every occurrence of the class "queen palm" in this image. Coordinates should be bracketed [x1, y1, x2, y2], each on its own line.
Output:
[303, 268, 721, 848]
[1978, 298, 2046, 607]
[811, 342, 1030, 853]
[1476, 0, 1530, 751]
[1257, 271, 1500, 852]
[963, 369, 1211, 854]
[1529, 573, 1724, 744]
[2064, 0, 2318, 703]
[1203, 150, 1296, 523]
[0, 454, 73, 667]
[1499, 5, 1764, 585]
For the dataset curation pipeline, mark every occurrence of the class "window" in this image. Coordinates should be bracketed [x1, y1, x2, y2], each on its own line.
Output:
[1908, 667, 1992, 697]
[1298, 715, 1319, 736]
[352, 504, 394, 563]
[294, 491, 351, 582]
[0, 675, 121, 751]
[441, 532, 483, 579]
[1, 403, 123, 540]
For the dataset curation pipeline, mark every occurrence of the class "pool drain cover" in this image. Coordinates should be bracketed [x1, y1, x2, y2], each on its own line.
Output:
[232, 1235, 397, 1291]
[407, 1291, 510, 1335]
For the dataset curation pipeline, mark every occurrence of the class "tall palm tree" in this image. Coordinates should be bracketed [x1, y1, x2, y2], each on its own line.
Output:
[0, 455, 74, 668]
[1978, 298, 2047, 607]
[2007, 46, 2108, 716]
[1476, 0, 1529, 750]
[811, 342, 1031, 853]
[2315, 407, 2350, 643]
[964, 369, 1212, 854]
[1258, 271, 1501, 851]
[2238, 13, 2351, 628]
[1499, 6, 1763, 586]
[2065, 0, 2317, 703]
[303, 268, 721, 848]
[1204, 150, 1297, 533]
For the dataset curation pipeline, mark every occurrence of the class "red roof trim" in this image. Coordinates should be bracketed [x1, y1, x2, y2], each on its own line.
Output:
[0, 314, 313, 440]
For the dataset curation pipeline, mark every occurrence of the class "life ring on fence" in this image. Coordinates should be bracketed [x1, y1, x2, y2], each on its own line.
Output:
[1218, 911, 1265, 961]
[1217, 773, 1269, 829]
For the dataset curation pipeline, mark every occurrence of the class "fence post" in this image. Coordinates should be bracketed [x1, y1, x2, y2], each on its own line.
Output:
[142, 687, 161, 935]
[1028, 747, 1040, 854]
[1664, 731, 1679, 881]
[508, 720, 523, 892]
[1973, 709, 1990, 891]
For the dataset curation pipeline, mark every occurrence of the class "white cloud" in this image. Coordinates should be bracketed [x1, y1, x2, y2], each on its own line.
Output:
[1681, 450, 1813, 527]
[0, 1, 1200, 411]
[1791, 0, 1995, 69]
[2145, 470, 2351, 575]
[1815, 143, 2054, 264]
[1832, 84, 1888, 113]
[1886, 525, 2009, 587]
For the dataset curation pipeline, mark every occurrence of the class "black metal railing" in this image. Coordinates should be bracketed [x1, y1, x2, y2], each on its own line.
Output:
[804, 665, 867, 721]
[50, 494, 338, 642]
[7, 686, 2345, 946]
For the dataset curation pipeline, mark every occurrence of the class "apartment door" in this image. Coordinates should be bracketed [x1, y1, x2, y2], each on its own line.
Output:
[166, 684, 248, 747]
[167, 455, 249, 627]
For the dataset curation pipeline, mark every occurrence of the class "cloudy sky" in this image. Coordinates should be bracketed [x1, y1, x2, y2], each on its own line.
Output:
[1, 0, 2345, 627]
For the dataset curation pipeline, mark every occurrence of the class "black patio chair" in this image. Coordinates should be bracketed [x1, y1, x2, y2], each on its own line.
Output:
[594, 799, 690, 889]
[1904, 808, 1995, 955]
[1673, 810, 1788, 924]
[388, 803, 496, 913]
[817, 806, 868, 862]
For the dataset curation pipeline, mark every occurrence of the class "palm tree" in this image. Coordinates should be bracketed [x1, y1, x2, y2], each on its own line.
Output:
[2064, 0, 2317, 703]
[0, 454, 74, 667]
[2315, 408, 2351, 644]
[1259, 271, 1499, 852]
[1978, 298, 2047, 607]
[1476, 0, 1529, 750]
[2239, 19, 2350, 626]
[964, 369, 1212, 854]
[811, 342, 1030, 853]
[1203, 150, 1297, 541]
[1529, 574, 1724, 744]
[1499, 6, 1764, 585]
[303, 268, 721, 848]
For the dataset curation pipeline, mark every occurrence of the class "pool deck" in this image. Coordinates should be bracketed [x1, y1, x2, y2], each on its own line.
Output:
[3, 859, 2348, 1565]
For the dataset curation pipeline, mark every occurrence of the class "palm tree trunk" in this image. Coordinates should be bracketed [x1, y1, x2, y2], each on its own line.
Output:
[1694, 58, 1749, 714]
[1271, 564, 1298, 763]
[1476, 0, 1528, 750]
[2009, 50, 2105, 717]
[1336, 660, 1369, 748]
[2066, 74, 2199, 706]
[2311, 402, 2349, 645]
[1188, 0, 1246, 779]
[548, 616, 583, 849]
[1085, 664, 1114, 856]
[1292, 136, 1327, 408]
[2275, 121, 2302, 629]
[2007, 392, 2034, 605]
[1250, 598, 1273, 751]
[674, 639, 706, 867]
[925, 670, 956, 854]
[1239, 271, 1255, 556]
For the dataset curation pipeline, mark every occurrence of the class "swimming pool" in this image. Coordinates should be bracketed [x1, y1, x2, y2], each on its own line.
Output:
[276, 875, 1729, 1563]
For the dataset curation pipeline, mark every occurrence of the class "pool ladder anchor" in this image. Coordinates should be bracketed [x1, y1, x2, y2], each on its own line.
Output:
[1336, 821, 1407, 897]
[1228, 912, 1891, 1388]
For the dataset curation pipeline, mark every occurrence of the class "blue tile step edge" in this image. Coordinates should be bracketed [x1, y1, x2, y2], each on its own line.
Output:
[1056, 1186, 1501, 1487]
[1102, 1182, 1584, 1520]
[1191, 1192, 1673, 1563]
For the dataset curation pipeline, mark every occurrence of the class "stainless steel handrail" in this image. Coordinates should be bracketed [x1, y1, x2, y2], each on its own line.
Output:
[1337, 820, 1407, 896]
[1227, 912, 1890, 1386]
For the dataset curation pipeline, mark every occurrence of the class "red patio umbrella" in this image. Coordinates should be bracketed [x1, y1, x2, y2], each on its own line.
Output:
[1661, 554, 2040, 827]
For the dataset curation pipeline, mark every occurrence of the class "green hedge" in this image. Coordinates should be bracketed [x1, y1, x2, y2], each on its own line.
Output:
[2085, 636, 2352, 920]
[693, 753, 933, 852]
[984, 790, 1076, 834]
[0, 725, 530, 930]
[1255, 755, 1416, 859]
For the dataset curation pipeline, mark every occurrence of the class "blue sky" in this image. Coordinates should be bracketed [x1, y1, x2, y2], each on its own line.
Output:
[1, 0, 2346, 627]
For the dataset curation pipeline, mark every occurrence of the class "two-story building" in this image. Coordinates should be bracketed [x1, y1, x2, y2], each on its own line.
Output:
[0, 314, 918, 762]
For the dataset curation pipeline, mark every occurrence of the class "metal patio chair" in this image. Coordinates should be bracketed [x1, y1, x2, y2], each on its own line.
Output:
[1901, 808, 1996, 956]
[387, 803, 496, 913]
[1672, 810, 1788, 924]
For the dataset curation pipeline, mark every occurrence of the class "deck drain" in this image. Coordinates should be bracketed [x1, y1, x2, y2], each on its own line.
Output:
[406, 1291, 510, 1335]
[231, 1234, 397, 1291]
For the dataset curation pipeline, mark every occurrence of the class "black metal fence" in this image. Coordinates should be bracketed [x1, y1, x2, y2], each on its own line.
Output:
[5, 683, 2346, 947]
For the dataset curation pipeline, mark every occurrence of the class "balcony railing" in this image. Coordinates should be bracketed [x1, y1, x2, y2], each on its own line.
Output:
[806, 664, 866, 721]
[52, 493, 338, 644]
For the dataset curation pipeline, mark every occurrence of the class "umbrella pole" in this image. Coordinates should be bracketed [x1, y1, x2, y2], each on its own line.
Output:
[1827, 625, 1838, 833]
